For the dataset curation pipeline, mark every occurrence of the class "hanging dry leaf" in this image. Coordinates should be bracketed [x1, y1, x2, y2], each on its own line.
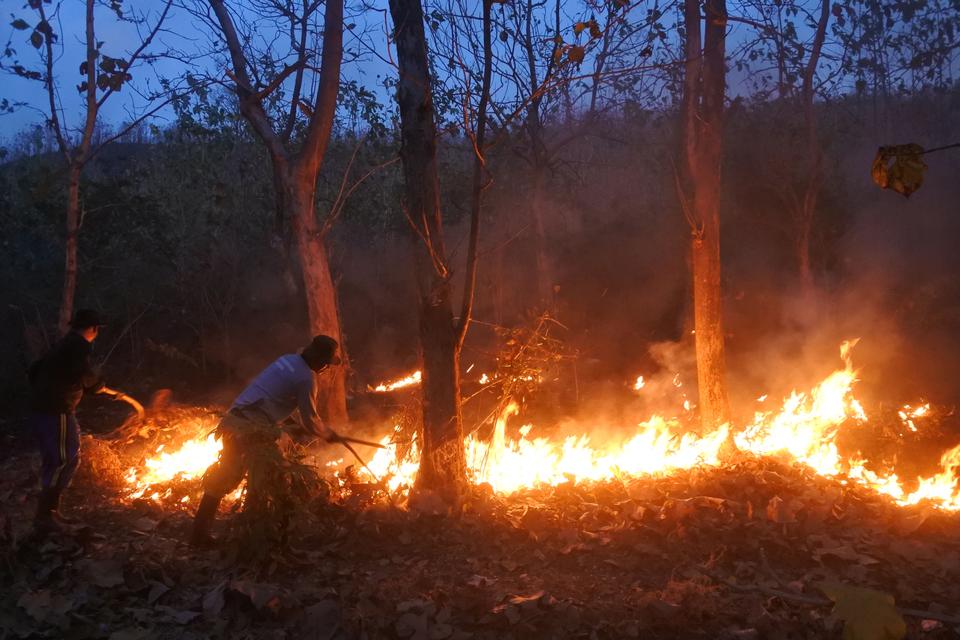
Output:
[567, 45, 585, 64]
[871, 144, 927, 197]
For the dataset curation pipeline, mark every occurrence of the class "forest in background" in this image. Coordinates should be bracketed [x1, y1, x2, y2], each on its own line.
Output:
[2, 82, 960, 422]
[2, 1, 960, 637]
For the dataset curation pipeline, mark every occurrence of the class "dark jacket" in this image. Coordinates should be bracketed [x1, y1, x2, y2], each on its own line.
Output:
[28, 332, 104, 414]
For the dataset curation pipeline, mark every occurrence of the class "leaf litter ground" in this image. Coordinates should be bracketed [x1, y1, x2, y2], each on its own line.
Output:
[1, 428, 959, 640]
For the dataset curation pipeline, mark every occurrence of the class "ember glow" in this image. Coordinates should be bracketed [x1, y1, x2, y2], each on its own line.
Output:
[370, 370, 422, 393]
[125, 343, 960, 511]
[898, 403, 930, 433]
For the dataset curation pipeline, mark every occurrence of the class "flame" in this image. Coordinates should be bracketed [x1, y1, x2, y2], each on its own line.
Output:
[127, 343, 960, 512]
[123, 413, 230, 503]
[633, 375, 645, 391]
[370, 370, 422, 393]
[126, 434, 222, 500]
[361, 343, 960, 510]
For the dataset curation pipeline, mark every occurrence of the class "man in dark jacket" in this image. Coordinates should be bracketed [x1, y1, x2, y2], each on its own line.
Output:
[28, 309, 107, 533]
[191, 334, 341, 546]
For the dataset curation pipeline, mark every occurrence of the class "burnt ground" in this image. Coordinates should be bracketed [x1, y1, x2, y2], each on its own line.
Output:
[1, 423, 960, 640]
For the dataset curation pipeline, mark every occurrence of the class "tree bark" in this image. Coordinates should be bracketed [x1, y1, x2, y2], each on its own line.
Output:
[456, 0, 494, 349]
[209, 0, 347, 426]
[795, 0, 831, 296]
[58, 163, 82, 333]
[520, 0, 559, 313]
[287, 183, 348, 425]
[389, 0, 466, 505]
[531, 163, 554, 311]
[682, 0, 731, 429]
[796, 216, 814, 295]
[55, 0, 97, 334]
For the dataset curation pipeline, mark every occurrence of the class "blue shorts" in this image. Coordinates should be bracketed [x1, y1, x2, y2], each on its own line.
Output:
[32, 413, 81, 492]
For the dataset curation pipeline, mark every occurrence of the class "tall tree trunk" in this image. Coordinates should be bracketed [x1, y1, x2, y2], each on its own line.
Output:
[389, 0, 466, 505]
[209, 0, 347, 427]
[58, 163, 82, 333]
[796, 213, 814, 295]
[287, 181, 349, 425]
[531, 162, 554, 311]
[683, 0, 731, 429]
[795, 0, 831, 297]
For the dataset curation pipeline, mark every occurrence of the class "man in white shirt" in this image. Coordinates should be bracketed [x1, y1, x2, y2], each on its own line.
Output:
[191, 334, 341, 546]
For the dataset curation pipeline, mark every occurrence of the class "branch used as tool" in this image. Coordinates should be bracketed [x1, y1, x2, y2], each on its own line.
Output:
[313, 428, 386, 484]
[98, 386, 146, 440]
[99, 386, 146, 420]
[330, 434, 387, 450]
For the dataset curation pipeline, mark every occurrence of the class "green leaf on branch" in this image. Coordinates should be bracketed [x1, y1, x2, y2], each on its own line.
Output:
[871, 144, 927, 198]
[817, 582, 906, 640]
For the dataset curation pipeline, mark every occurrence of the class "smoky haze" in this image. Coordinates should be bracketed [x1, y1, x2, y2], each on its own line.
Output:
[2, 90, 959, 442]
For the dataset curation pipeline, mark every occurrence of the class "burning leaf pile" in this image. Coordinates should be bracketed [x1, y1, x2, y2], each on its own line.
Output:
[361, 343, 960, 511]
[100, 342, 960, 516]
[111, 407, 227, 507]
[4, 340, 958, 637]
[3, 441, 959, 638]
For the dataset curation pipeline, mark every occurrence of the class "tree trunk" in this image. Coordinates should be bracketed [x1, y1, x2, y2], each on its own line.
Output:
[531, 162, 554, 311]
[683, 0, 731, 429]
[58, 163, 82, 334]
[209, 0, 346, 427]
[389, 0, 466, 505]
[690, 200, 729, 429]
[796, 213, 815, 296]
[287, 182, 349, 426]
[795, 0, 830, 297]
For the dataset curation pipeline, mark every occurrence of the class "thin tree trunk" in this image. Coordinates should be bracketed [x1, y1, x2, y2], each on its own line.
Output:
[690, 197, 728, 428]
[531, 162, 554, 311]
[58, 163, 82, 333]
[389, 0, 466, 505]
[209, 0, 347, 427]
[683, 0, 731, 429]
[795, 0, 831, 296]
[521, 0, 558, 314]
[456, 0, 494, 349]
[271, 163, 301, 296]
[288, 183, 348, 425]
[796, 216, 814, 295]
